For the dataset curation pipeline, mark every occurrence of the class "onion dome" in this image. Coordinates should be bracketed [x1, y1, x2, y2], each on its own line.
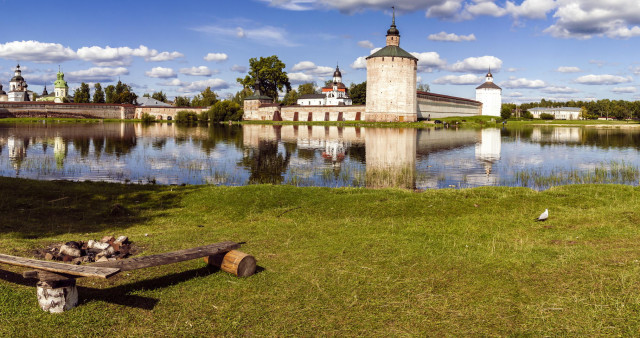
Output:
[333, 65, 342, 78]
[387, 7, 400, 36]
[0, 84, 6, 95]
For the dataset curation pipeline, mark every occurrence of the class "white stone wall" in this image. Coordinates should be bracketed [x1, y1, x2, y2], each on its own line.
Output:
[280, 106, 365, 122]
[365, 57, 417, 122]
[476, 88, 501, 116]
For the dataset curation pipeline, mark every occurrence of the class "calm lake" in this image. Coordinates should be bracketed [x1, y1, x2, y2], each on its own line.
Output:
[1, 122, 639, 190]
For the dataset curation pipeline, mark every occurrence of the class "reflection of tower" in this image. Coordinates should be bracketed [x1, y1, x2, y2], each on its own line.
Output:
[365, 128, 416, 189]
[8, 136, 27, 172]
[54, 136, 67, 169]
[475, 128, 501, 176]
[322, 140, 346, 176]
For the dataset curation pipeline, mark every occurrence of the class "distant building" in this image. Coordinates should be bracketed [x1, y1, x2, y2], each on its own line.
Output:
[137, 97, 172, 107]
[529, 107, 582, 120]
[8, 64, 35, 102]
[53, 68, 69, 103]
[475, 70, 502, 116]
[297, 65, 352, 106]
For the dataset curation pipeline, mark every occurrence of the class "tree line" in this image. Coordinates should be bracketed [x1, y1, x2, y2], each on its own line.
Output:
[502, 98, 640, 120]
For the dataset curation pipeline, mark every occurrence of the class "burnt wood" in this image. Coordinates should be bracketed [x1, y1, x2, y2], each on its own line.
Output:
[90, 241, 240, 271]
[0, 253, 120, 279]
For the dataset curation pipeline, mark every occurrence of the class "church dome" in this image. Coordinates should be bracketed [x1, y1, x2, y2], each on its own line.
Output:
[387, 24, 399, 36]
[11, 75, 25, 82]
[0, 84, 6, 95]
[333, 66, 342, 78]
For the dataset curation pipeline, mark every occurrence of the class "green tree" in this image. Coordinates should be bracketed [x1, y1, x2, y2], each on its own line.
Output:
[151, 91, 167, 103]
[297, 83, 317, 95]
[92, 83, 105, 103]
[174, 96, 191, 107]
[191, 87, 219, 107]
[231, 88, 253, 105]
[105, 85, 115, 103]
[500, 106, 512, 119]
[73, 83, 91, 103]
[417, 83, 430, 92]
[349, 81, 366, 105]
[237, 55, 291, 102]
[207, 101, 243, 122]
[282, 89, 299, 105]
[112, 81, 137, 104]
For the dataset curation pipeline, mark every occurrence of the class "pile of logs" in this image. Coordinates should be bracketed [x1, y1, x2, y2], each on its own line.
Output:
[36, 236, 132, 264]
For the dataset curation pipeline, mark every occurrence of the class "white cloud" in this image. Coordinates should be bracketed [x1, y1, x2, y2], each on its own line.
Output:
[0, 41, 76, 63]
[449, 55, 502, 73]
[231, 65, 247, 73]
[506, 68, 520, 72]
[501, 77, 546, 88]
[288, 72, 315, 84]
[541, 86, 580, 94]
[574, 74, 633, 85]
[411, 52, 447, 72]
[464, 1, 507, 17]
[351, 56, 367, 70]
[612, 86, 637, 93]
[505, 0, 556, 19]
[159, 79, 185, 86]
[357, 40, 375, 49]
[543, 1, 640, 39]
[67, 67, 129, 82]
[181, 79, 230, 92]
[557, 66, 582, 73]
[504, 92, 524, 97]
[77, 45, 183, 66]
[426, 0, 463, 19]
[145, 67, 177, 79]
[428, 31, 476, 42]
[194, 24, 298, 47]
[204, 53, 228, 62]
[180, 66, 214, 76]
[433, 74, 483, 85]
[257, 0, 316, 11]
[291, 61, 334, 76]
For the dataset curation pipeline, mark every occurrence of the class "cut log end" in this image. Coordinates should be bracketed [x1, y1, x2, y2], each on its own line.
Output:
[36, 280, 78, 313]
[204, 250, 257, 277]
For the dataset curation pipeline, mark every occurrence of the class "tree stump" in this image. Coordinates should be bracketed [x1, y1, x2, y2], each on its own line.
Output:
[35, 273, 78, 313]
[204, 250, 257, 277]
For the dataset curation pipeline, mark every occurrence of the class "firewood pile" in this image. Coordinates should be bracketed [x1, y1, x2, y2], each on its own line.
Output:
[35, 236, 132, 264]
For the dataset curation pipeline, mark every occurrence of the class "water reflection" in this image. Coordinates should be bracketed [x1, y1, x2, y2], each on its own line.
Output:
[2, 122, 640, 189]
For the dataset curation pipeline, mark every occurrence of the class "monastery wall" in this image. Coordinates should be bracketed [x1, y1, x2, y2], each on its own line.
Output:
[133, 106, 207, 120]
[0, 102, 135, 119]
[416, 92, 482, 119]
[280, 105, 365, 121]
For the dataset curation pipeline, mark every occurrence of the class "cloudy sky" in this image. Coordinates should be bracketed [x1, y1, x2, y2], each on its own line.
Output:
[1, 0, 640, 103]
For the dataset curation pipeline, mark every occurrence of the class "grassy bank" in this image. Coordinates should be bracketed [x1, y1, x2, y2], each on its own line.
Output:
[2, 178, 640, 335]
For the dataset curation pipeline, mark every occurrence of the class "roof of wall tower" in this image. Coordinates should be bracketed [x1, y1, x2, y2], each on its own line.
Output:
[366, 8, 416, 61]
[387, 6, 400, 36]
[476, 81, 501, 90]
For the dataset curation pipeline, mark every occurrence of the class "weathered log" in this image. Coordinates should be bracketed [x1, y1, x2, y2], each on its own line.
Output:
[204, 250, 257, 277]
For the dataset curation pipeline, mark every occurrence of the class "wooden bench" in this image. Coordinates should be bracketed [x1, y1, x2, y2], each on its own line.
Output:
[0, 241, 256, 313]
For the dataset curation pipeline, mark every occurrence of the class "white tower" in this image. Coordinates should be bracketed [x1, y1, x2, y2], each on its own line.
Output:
[475, 69, 502, 116]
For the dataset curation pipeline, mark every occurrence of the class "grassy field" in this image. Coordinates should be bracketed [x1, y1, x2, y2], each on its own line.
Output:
[2, 178, 640, 335]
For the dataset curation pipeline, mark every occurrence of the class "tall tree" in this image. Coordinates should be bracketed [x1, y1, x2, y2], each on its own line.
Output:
[417, 83, 430, 92]
[191, 87, 218, 107]
[237, 55, 291, 102]
[92, 83, 105, 103]
[105, 85, 116, 103]
[151, 91, 167, 103]
[231, 87, 253, 105]
[297, 82, 317, 95]
[112, 80, 137, 104]
[349, 81, 366, 105]
[174, 96, 191, 107]
[282, 89, 299, 105]
[73, 83, 91, 103]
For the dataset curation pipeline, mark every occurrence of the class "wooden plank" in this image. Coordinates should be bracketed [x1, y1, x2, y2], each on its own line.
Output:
[0, 254, 120, 279]
[90, 241, 240, 271]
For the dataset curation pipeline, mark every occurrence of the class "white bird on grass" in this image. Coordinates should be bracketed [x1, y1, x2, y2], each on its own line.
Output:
[536, 209, 549, 222]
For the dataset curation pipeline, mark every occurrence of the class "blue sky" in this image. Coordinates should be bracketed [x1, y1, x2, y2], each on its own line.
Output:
[1, 0, 640, 104]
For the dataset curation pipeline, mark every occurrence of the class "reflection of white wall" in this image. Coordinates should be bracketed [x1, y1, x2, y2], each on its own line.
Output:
[365, 128, 416, 188]
[530, 127, 581, 143]
[475, 128, 501, 162]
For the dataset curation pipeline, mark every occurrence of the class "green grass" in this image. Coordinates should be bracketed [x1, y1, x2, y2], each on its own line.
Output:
[2, 179, 640, 335]
[505, 119, 640, 126]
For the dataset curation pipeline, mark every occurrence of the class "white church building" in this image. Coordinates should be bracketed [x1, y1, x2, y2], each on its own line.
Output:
[475, 70, 502, 116]
[297, 65, 352, 106]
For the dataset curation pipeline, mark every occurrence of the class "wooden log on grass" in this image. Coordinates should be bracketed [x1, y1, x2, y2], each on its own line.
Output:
[204, 250, 257, 277]
[34, 271, 78, 313]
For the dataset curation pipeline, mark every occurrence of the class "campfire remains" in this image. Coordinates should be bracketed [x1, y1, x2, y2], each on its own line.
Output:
[35, 236, 132, 264]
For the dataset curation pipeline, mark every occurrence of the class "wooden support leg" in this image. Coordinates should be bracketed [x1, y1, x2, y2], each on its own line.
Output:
[34, 271, 78, 313]
[204, 250, 257, 277]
